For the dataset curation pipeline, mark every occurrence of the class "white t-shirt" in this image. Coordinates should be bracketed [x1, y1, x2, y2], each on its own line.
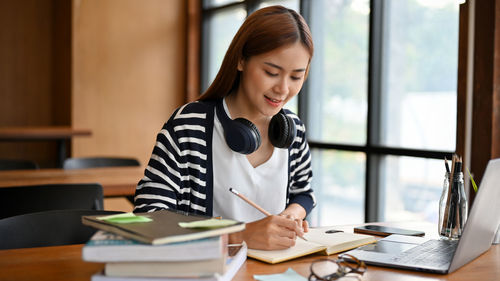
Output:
[212, 99, 288, 223]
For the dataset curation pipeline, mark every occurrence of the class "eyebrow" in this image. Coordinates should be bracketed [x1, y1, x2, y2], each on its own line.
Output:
[264, 62, 306, 72]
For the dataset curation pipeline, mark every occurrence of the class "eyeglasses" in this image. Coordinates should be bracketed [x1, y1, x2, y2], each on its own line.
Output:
[309, 254, 367, 281]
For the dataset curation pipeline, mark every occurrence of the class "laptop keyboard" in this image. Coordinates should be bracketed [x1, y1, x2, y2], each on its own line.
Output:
[390, 239, 458, 268]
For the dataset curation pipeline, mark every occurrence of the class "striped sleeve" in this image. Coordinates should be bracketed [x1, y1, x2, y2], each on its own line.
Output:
[134, 102, 213, 215]
[286, 111, 316, 215]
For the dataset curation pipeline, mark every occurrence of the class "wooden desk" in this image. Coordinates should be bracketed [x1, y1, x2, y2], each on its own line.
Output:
[0, 223, 499, 281]
[235, 246, 500, 281]
[0, 126, 92, 167]
[0, 166, 143, 197]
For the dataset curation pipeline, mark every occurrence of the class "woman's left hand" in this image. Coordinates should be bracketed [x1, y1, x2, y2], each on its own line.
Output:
[279, 203, 309, 233]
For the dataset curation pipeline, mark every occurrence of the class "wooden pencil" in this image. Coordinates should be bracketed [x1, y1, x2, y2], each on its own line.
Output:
[442, 154, 457, 235]
[229, 187, 307, 241]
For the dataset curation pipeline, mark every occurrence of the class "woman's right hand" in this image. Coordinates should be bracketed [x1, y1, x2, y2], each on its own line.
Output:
[237, 215, 305, 250]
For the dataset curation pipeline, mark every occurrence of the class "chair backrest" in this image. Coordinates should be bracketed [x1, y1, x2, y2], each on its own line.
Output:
[0, 183, 104, 220]
[63, 157, 140, 170]
[0, 158, 39, 170]
[0, 209, 123, 250]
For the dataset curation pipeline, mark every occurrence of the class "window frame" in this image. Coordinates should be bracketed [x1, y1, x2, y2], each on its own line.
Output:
[198, 0, 474, 223]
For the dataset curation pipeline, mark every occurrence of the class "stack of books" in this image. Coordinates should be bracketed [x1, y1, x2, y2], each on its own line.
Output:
[81, 210, 247, 281]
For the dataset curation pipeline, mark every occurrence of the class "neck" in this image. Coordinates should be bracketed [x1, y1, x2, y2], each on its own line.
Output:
[225, 94, 270, 127]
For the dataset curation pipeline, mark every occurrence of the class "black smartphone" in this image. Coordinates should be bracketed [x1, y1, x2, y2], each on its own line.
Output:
[353, 225, 425, 237]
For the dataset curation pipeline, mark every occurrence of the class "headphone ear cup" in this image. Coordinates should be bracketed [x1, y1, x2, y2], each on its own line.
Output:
[269, 113, 296, 149]
[225, 118, 261, 154]
[215, 100, 261, 154]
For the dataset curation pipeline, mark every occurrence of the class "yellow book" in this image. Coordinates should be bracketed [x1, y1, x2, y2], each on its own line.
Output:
[247, 228, 377, 264]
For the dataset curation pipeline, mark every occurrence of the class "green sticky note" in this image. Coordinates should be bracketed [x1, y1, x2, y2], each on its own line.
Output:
[97, 212, 152, 224]
[178, 218, 237, 229]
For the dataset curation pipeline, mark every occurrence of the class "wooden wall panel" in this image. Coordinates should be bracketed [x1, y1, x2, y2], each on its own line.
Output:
[72, 0, 186, 167]
[466, 0, 500, 203]
[0, 0, 53, 126]
[51, 0, 72, 126]
[0, 0, 67, 168]
[186, 0, 201, 103]
[493, 0, 500, 159]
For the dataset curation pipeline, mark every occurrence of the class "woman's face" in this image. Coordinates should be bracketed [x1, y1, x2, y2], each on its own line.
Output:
[236, 42, 310, 118]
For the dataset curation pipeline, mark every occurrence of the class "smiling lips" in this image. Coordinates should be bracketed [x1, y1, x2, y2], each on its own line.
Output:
[264, 95, 283, 107]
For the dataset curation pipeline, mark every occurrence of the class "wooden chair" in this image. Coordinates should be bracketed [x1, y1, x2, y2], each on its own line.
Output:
[0, 183, 104, 220]
[63, 157, 140, 170]
[0, 158, 38, 170]
[0, 209, 123, 250]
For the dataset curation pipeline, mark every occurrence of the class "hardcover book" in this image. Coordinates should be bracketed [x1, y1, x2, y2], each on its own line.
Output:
[82, 230, 227, 262]
[81, 209, 245, 245]
[90, 243, 248, 281]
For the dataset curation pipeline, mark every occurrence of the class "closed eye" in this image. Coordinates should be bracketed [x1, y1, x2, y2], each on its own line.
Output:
[291, 76, 302, 81]
[265, 70, 278, 77]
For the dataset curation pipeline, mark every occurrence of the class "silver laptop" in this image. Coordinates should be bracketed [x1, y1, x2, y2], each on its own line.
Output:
[341, 158, 500, 274]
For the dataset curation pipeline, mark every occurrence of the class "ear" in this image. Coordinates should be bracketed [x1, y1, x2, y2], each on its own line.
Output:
[237, 58, 245, 71]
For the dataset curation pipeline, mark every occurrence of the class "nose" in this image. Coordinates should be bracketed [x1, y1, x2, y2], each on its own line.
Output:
[273, 77, 289, 96]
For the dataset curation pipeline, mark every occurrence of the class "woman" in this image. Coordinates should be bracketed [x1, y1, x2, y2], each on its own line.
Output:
[134, 5, 315, 250]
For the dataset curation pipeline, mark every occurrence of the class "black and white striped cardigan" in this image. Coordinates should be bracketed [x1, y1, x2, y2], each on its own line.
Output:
[134, 99, 315, 217]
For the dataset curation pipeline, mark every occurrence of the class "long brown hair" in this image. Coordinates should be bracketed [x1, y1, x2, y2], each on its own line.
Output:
[198, 5, 314, 101]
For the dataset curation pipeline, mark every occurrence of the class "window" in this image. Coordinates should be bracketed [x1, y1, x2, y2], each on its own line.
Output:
[201, 2, 246, 90]
[374, 0, 459, 224]
[306, 0, 370, 226]
[201, 0, 459, 226]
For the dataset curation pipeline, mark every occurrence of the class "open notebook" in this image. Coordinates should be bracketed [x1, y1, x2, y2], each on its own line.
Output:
[247, 228, 376, 264]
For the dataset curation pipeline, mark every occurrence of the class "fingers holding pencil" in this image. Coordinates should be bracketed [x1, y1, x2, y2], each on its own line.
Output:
[243, 216, 300, 250]
[229, 187, 308, 241]
[279, 213, 308, 239]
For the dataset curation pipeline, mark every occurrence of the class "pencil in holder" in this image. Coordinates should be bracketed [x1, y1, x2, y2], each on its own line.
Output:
[439, 157, 468, 240]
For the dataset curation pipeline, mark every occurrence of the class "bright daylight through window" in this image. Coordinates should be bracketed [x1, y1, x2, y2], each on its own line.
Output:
[202, 0, 459, 227]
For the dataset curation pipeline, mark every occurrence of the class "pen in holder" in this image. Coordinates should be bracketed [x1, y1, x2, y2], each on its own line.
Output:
[439, 155, 468, 240]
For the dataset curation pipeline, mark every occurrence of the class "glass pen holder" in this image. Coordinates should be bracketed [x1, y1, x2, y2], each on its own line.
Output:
[438, 171, 468, 240]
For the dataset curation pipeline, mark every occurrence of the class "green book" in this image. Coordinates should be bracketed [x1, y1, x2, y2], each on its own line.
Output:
[81, 209, 245, 245]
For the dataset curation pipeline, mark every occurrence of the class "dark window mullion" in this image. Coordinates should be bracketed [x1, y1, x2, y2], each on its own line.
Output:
[366, 0, 384, 222]
[246, 0, 260, 14]
[309, 142, 453, 160]
[299, 0, 312, 125]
